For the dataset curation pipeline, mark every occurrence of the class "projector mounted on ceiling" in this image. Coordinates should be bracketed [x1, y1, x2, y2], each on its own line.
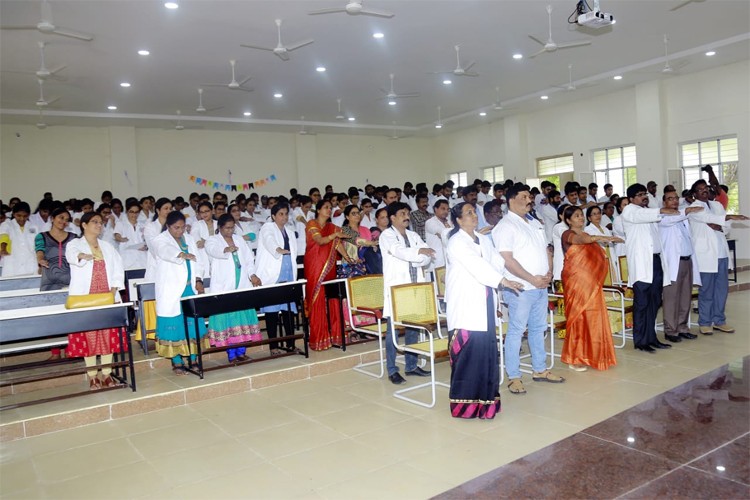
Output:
[575, 0, 615, 29]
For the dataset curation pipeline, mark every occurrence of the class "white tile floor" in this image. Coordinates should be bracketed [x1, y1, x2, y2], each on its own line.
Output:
[1, 290, 748, 500]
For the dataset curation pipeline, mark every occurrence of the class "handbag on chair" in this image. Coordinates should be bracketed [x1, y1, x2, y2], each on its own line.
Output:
[65, 292, 115, 309]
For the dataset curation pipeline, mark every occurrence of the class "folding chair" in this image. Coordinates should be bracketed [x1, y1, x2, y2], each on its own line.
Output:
[389, 282, 449, 408]
[432, 266, 447, 318]
[602, 256, 634, 348]
[345, 275, 389, 378]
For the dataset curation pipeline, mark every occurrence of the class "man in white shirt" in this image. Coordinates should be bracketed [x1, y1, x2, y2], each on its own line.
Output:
[587, 183, 599, 204]
[659, 190, 702, 343]
[380, 202, 435, 385]
[622, 183, 679, 353]
[598, 183, 614, 204]
[687, 179, 749, 334]
[492, 183, 565, 395]
[477, 181, 493, 206]
[646, 181, 661, 209]
[424, 200, 452, 270]
[540, 190, 561, 245]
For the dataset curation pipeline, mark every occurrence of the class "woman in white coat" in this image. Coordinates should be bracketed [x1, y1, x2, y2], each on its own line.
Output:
[205, 214, 262, 362]
[65, 212, 125, 389]
[143, 198, 174, 281]
[114, 200, 147, 271]
[256, 203, 299, 355]
[0, 202, 39, 277]
[584, 205, 619, 282]
[153, 211, 209, 375]
[188, 201, 216, 279]
[445, 202, 522, 419]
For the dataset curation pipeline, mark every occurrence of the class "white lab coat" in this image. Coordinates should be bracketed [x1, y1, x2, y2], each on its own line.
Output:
[687, 200, 730, 273]
[585, 223, 620, 283]
[552, 222, 568, 281]
[540, 203, 559, 245]
[153, 231, 203, 317]
[143, 219, 163, 281]
[659, 212, 701, 286]
[379, 226, 432, 318]
[612, 214, 626, 257]
[424, 216, 452, 270]
[255, 222, 298, 286]
[205, 233, 256, 292]
[622, 204, 669, 287]
[30, 213, 52, 232]
[0, 220, 39, 277]
[65, 237, 124, 296]
[189, 219, 215, 278]
[445, 229, 504, 332]
[114, 219, 147, 271]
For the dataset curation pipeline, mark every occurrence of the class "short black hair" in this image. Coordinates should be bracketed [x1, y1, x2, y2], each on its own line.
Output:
[505, 182, 530, 201]
[627, 183, 648, 200]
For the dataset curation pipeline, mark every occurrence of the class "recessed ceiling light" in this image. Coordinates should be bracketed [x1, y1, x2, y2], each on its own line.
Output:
[388, 100, 396, 106]
[372, 32, 384, 39]
[705, 51, 716, 56]
[348, 117, 355, 122]
[540, 95, 548, 100]
[164, 2, 178, 9]
[137, 50, 150, 56]
[107, 105, 117, 111]
[716, 466, 726, 472]
[316, 66, 326, 72]
[613, 75, 623, 80]
[626, 436, 635, 443]
[435, 124, 442, 129]
[479, 111, 487, 117]
[273, 93, 283, 98]
[243, 111, 252, 117]
[442, 79, 452, 85]
[120, 82, 131, 88]
[512, 53, 523, 60]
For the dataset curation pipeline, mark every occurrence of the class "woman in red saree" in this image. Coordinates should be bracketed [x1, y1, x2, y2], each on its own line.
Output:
[304, 200, 351, 350]
[560, 206, 623, 371]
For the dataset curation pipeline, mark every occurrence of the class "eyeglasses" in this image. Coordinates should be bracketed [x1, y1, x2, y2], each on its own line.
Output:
[635, 192, 647, 198]
[199, 209, 212, 214]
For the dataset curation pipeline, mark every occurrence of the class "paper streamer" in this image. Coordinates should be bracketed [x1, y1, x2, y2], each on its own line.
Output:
[188, 173, 277, 191]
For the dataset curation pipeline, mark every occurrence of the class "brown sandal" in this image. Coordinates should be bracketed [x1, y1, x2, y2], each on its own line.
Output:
[89, 377, 102, 390]
[508, 379, 526, 395]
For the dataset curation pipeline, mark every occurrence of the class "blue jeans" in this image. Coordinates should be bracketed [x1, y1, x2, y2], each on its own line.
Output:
[503, 288, 548, 379]
[698, 257, 729, 326]
[385, 317, 418, 376]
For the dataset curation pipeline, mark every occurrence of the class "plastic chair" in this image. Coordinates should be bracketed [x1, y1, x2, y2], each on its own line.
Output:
[389, 282, 449, 408]
[345, 274, 388, 378]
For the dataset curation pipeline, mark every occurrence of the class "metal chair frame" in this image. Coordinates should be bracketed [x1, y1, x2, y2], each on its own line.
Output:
[345, 275, 388, 378]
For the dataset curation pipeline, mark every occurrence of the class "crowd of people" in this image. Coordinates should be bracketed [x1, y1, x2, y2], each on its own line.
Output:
[0, 163, 745, 417]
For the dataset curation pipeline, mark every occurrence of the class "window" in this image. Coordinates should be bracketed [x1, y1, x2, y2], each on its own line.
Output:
[680, 136, 739, 214]
[447, 171, 468, 187]
[593, 145, 637, 199]
[537, 154, 574, 189]
[481, 165, 504, 184]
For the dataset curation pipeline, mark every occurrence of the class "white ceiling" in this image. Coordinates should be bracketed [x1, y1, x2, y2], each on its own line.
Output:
[1, 0, 749, 136]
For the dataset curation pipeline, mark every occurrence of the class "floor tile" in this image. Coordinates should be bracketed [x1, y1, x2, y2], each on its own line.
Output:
[620, 465, 750, 499]
[687, 433, 750, 486]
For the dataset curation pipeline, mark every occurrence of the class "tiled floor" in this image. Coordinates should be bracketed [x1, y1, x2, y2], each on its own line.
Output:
[0, 289, 748, 499]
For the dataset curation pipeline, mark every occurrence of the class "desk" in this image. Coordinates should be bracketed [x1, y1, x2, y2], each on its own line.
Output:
[180, 280, 308, 378]
[0, 274, 41, 292]
[0, 302, 135, 410]
[0, 288, 68, 311]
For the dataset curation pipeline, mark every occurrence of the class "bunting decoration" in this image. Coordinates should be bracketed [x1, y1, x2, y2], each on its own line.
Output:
[188, 173, 277, 191]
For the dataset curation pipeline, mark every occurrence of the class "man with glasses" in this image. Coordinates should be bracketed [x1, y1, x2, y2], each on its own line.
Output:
[622, 183, 679, 353]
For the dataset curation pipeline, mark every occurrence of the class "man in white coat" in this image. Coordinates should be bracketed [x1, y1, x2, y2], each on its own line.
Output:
[687, 179, 749, 334]
[380, 202, 435, 385]
[622, 183, 679, 353]
[659, 191, 703, 343]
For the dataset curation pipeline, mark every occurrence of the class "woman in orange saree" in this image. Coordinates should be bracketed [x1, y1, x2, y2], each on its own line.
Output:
[304, 200, 350, 351]
[560, 205, 623, 371]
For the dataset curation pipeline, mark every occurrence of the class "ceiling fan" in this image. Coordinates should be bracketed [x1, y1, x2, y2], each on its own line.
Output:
[335, 98, 345, 121]
[167, 110, 202, 131]
[298, 117, 316, 136]
[308, 1, 394, 18]
[35, 78, 60, 107]
[35, 109, 52, 129]
[241, 19, 314, 61]
[378, 74, 419, 103]
[555, 64, 598, 91]
[492, 86, 512, 111]
[2, 41, 67, 81]
[0, 0, 93, 41]
[195, 88, 223, 113]
[387, 121, 410, 140]
[528, 5, 591, 58]
[670, 0, 706, 11]
[430, 45, 478, 77]
[658, 34, 689, 74]
[434, 106, 443, 129]
[201, 60, 253, 92]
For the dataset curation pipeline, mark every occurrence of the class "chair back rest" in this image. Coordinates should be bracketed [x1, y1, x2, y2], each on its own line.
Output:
[347, 274, 384, 309]
[390, 282, 437, 324]
[618, 255, 629, 283]
[433, 266, 447, 297]
[603, 255, 613, 286]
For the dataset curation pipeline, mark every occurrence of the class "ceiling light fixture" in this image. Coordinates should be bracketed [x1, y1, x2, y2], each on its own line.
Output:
[716, 466, 726, 472]
[479, 112, 487, 117]
[540, 95, 548, 100]
[372, 32, 384, 39]
[388, 100, 396, 106]
[107, 105, 117, 111]
[120, 82, 131, 88]
[512, 53, 523, 60]
[348, 117, 355, 121]
[316, 66, 326, 72]
[613, 75, 623, 80]
[435, 105, 443, 129]
[273, 93, 283, 98]
[137, 50, 150, 56]
[164, 2, 178, 9]
[243, 111, 252, 117]
[705, 51, 716, 56]
[442, 79, 452, 85]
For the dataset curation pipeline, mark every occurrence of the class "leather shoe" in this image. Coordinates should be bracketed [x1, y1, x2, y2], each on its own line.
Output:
[651, 341, 672, 349]
[679, 332, 698, 340]
[664, 334, 682, 343]
[405, 367, 431, 377]
[389, 372, 406, 385]
[635, 345, 656, 353]
[699, 326, 713, 335]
